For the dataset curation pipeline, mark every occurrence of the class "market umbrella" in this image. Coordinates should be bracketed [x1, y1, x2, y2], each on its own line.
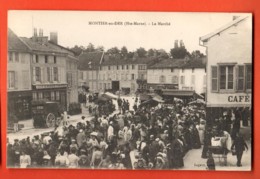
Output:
[188, 99, 205, 105]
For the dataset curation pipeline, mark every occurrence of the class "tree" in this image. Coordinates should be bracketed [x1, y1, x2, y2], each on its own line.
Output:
[170, 40, 189, 59]
[85, 43, 95, 52]
[107, 47, 120, 54]
[69, 45, 85, 56]
[136, 47, 147, 58]
[191, 50, 205, 59]
[147, 49, 155, 57]
[156, 49, 169, 59]
[96, 46, 104, 51]
[121, 46, 128, 58]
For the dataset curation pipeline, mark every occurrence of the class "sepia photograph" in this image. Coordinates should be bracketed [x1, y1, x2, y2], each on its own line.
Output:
[6, 11, 252, 170]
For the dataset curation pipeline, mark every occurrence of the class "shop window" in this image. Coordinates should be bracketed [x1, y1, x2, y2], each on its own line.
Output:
[56, 91, 60, 101]
[51, 92, 55, 101]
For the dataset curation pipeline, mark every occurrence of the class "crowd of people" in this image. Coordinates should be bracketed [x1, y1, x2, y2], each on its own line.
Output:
[7, 95, 250, 169]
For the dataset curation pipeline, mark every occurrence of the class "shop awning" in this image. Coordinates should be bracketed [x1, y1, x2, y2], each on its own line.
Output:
[162, 89, 195, 97]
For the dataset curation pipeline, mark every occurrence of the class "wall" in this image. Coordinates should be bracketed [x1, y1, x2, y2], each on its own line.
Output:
[205, 18, 252, 107]
[7, 52, 32, 91]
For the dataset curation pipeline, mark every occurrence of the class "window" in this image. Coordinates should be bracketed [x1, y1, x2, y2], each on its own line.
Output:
[8, 71, 15, 89]
[138, 65, 146, 70]
[192, 68, 194, 73]
[182, 69, 184, 73]
[117, 65, 119, 70]
[132, 65, 135, 69]
[47, 67, 51, 82]
[126, 65, 129, 70]
[51, 92, 55, 101]
[171, 68, 174, 73]
[38, 92, 43, 99]
[44, 92, 50, 100]
[8, 52, 13, 62]
[180, 76, 185, 85]
[122, 65, 124, 70]
[172, 76, 178, 84]
[80, 71, 83, 80]
[15, 53, 19, 62]
[56, 91, 60, 100]
[33, 92, 37, 100]
[246, 65, 252, 90]
[159, 75, 166, 83]
[53, 67, 58, 81]
[108, 66, 111, 70]
[67, 73, 72, 87]
[36, 55, 39, 63]
[191, 75, 195, 85]
[45, 55, 48, 63]
[131, 74, 135, 80]
[219, 66, 234, 90]
[54, 56, 57, 64]
[35, 67, 41, 82]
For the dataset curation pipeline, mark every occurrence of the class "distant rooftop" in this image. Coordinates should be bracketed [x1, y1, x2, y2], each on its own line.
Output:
[8, 29, 30, 52]
[78, 51, 104, 70]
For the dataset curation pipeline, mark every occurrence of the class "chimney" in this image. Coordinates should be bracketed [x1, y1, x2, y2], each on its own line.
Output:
[39, 29, 43, 37]
[233, 16, 240, 20]
[33, 28, 37, 37]
[180, 40, 184, 47]
[50, 32, 58, 44]
[174, 40, 179, 48]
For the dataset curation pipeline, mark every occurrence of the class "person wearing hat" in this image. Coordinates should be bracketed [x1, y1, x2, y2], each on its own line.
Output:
[70, 139, 78, 152]
[76, 129, 86, 148]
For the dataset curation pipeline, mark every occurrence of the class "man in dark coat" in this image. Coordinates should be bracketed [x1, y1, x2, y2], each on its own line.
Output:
[231, 133, 248, 167]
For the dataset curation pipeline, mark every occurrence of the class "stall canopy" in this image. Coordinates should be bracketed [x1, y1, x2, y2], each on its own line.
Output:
[162, 89, 195, 97]
[103, 92, 118, 99]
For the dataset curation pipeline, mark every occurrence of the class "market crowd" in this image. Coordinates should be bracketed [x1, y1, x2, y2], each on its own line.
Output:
[7, 95, 249, 169]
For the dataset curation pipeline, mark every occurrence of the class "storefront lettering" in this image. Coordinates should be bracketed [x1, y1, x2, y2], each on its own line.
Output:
[228, 95, 250, 103]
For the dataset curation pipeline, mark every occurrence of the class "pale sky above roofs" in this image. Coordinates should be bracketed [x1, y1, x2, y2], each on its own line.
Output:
[8, 11, 250, 54]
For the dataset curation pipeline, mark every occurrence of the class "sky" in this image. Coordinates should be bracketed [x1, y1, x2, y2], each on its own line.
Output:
[8, 11, 250, 54]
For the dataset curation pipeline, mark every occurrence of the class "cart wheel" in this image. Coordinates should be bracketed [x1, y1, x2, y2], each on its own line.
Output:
[46, 113, 56, 128]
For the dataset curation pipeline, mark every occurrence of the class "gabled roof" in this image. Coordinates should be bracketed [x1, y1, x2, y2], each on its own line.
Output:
[8, 29, 30, 52]
[200, 16, 248, 42]
[78, 51, 104, 70]
[148, 58, 186, 69]
[20, 37, 69, 55]
[180, 57, 206, 69]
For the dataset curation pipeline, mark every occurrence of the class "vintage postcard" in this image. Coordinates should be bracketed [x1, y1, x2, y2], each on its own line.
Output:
[7, 11, 252, 170]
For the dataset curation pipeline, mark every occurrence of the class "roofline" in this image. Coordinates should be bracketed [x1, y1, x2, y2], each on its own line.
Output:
[200, 16, 249, 42]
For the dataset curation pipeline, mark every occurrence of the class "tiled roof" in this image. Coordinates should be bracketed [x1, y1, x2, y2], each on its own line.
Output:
[8, 29, 29, 52]
[78, 51, 104, 70]
[148, 58, 186, 69]
[180, 57, 206, 68]
[101, 55, 158, 66]
[200, 16, 248, 42]
[20, 37, 69, 55]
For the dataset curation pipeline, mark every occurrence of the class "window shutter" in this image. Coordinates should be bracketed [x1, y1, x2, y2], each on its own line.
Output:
[50, 67, 53, 83]
[40, 67, 44, 83]
[14, 71, 18, 89]
[236, 65, 245, 92]
[211, 66, 218, 92]
[32, 67, 36, 83]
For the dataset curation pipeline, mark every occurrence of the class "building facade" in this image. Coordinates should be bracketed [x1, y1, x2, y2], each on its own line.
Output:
[98, 56, 156, 94]
[19, 29, 78, 111]
[8, 29, 32, 119]
[200, 16, 252, 121]
[147, 57, 206, 95]
[78, 51, 104, 93]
